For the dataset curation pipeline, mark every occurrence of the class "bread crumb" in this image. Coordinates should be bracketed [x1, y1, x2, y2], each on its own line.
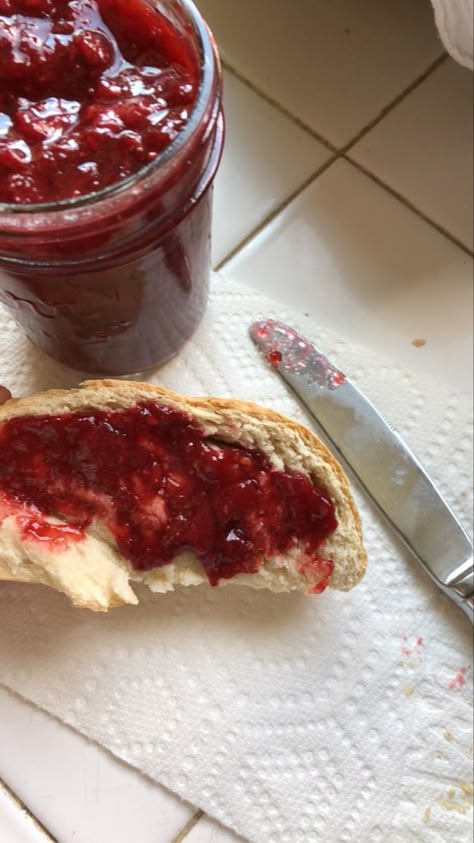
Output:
[405, 686, 414, 696]
[411, 338, 426, 348]
[437, 799, 470, 815]
[422, 807, 431, 824]
[436, 782, 474, 815]
[443, 730, 453, 741]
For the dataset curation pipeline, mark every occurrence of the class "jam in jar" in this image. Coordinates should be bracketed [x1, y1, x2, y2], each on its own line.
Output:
[0, 0, 224, 374]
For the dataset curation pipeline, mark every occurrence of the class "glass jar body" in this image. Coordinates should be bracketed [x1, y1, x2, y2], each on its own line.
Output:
[0, 189, 213, 374]
[0, 0, 223, 375]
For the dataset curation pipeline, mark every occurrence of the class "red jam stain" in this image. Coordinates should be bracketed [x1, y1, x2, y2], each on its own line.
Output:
[0, 0, 199, 203]
[331, 371, 346, 387]
[401, 634, 424, 658]
[0, 402, 337, 587]
[303, 558, 334, 594]
[447, 667, 469, 691]
[18, 516, 86, 548]
[267, 349, 282, 368]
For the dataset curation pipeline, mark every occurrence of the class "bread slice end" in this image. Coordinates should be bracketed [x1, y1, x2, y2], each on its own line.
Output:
[0, 381, 367, 610]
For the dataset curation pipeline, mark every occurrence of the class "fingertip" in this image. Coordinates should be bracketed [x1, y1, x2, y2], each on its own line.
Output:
[0, 386, 12, 405]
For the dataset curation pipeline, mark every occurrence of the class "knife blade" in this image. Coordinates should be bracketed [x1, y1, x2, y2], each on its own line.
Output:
[250, 318, 473, 622]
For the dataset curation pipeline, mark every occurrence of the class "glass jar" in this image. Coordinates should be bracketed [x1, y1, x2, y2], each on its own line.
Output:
[0, 0, 223, 376]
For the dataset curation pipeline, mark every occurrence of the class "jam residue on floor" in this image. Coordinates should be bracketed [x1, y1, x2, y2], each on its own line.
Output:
[0, 0, 199, 203]
[0, 401, 337, 587]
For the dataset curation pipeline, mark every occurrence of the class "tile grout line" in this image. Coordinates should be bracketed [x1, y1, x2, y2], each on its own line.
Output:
[0, 777, 59, 842]
[170, 809, 204, 843]
[217, 54, 472, 269]
[345, 156, 473, 257]
[215, 153, 339, 272]
[339, 53, 448, 155]
[220, 59, 337, 153]
[216, 139, 472, 275]
[222, 53, 447, 158]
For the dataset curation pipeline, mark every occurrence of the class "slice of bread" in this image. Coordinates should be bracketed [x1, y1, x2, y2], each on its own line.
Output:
[0, 380, 367, 611]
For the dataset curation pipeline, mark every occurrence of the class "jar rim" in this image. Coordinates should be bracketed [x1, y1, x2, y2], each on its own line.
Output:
[0, 0, 217, 219]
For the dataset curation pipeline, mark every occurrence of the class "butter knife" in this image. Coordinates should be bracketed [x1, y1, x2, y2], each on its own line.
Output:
[250, 318, 473, 622]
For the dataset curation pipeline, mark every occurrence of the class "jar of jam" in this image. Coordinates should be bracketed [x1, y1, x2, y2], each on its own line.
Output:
[0, 0, 224, 375]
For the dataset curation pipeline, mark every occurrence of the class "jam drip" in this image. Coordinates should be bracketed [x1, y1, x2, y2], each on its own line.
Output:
[0, 401, 337, 587]
[0, 0, 199, 203]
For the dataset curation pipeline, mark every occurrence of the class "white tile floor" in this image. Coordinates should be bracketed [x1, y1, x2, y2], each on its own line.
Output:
[197, 0, 444, 146]
[222, 158, 473, 392]
[0, 687, 193, 843]
[350, 59, 474, 250]
[212, 70, 330, 267]
[2, 1, 473, 841]
[0, 785, 54, 843]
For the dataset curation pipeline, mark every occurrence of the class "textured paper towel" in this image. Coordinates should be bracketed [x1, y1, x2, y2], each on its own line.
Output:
[0, 276, 472, 843]
[431, 0, 473, 69]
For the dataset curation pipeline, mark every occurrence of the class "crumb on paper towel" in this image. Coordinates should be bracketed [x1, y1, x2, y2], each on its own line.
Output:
[447, 666, 469, 690]
[443, 730, 454, 742]
[437, 799, 471, 815]
[405, 686, 414, 696]
[422, 807, 431, 824]
[436, 782, 474, 815]
[411, 338, 426, 348]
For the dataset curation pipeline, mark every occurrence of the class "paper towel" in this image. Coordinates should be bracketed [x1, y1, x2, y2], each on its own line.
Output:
[0, 276, 472, 843]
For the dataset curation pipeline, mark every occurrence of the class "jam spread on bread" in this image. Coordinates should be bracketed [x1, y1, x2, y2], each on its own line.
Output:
[19, 516, 86, 547]
[0, 0, 198, 203]
[0, 402, 337, 587]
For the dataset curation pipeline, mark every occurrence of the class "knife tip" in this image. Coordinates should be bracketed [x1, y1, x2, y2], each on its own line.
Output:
[249, 318, 348, 389]
[249, 319, 274, 342]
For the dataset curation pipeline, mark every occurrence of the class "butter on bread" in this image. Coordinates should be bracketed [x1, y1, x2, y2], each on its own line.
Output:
[0, 381, 367, 610]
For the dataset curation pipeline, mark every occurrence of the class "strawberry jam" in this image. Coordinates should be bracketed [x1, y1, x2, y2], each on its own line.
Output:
[0, 0, 224, 375]
[0, 402, 337, 588]
[0, 0, 199, 203]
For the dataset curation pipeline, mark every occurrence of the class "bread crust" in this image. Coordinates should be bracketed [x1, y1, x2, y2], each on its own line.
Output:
[0, 380, 367, 609]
